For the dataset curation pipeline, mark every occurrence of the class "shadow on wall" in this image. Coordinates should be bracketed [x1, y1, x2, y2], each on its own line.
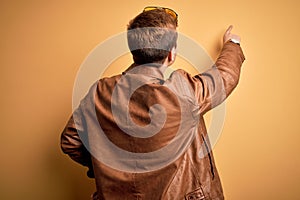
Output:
[47, 143, 95, 200]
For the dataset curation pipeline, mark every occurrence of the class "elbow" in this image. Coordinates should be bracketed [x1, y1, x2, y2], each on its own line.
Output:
[222, 71, 240, 97]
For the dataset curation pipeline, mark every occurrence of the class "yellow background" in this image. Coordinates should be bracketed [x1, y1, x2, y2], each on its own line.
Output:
[1, 0, 299, 199]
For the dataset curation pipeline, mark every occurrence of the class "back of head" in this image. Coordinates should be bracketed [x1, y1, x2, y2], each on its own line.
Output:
[127, 9, 178, 65]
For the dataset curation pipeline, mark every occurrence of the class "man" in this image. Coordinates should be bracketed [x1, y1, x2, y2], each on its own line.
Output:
[61, 7, 245, 200]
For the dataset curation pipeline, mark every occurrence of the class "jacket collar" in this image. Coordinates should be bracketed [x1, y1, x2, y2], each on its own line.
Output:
[123, 63, 165, 80]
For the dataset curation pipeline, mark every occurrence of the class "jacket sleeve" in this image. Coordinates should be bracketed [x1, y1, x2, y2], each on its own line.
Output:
[60, 111, 94, 177]
[180, 41, 245, 114]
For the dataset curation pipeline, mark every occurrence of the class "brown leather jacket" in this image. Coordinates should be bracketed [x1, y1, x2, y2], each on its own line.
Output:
[61, 41, 245, 200]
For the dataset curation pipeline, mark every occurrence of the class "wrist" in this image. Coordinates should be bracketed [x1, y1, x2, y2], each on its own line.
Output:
[229, 38, 240, 45]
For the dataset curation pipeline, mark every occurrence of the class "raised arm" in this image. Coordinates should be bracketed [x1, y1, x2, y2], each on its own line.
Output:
[213, 25, 245, 98]
[180, 26, 245, 114]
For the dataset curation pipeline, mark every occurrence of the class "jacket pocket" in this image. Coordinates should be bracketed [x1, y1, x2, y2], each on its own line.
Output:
[201, 134, 215, 179]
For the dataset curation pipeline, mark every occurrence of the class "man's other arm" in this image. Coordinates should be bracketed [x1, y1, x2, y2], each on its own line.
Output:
[60, 112, 94, 177]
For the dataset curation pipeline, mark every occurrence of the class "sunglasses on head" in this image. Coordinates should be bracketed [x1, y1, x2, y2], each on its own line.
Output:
[143, 6, 178, 20]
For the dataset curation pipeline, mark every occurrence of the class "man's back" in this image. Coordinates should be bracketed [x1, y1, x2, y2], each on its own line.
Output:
[81, 65, 223, 199]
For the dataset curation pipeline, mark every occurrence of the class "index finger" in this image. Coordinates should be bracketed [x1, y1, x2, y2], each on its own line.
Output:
[226, 25, 233, 33]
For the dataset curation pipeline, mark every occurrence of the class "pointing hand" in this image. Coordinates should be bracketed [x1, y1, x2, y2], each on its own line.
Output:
[223, 25, 241, 44]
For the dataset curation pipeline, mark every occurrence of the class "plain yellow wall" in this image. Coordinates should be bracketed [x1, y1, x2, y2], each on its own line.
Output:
[1, 0, 299, 199]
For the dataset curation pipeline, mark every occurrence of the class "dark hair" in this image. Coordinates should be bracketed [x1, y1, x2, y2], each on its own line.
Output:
[127, 9, 178, 64]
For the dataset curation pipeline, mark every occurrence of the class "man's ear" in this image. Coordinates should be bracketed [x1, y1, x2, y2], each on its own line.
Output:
[168, 47, 177, 63]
